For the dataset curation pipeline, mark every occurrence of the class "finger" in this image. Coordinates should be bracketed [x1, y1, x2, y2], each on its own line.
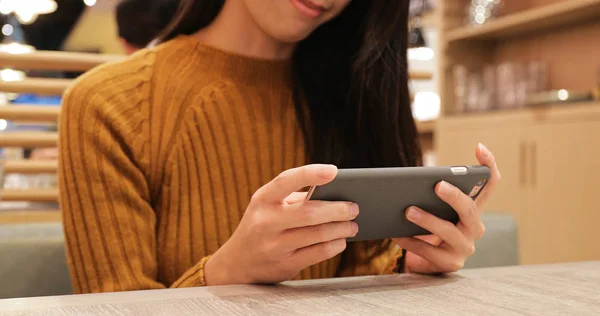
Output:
[289, 238, 347, 271]
[393, 237, 463, 272]
[435, 181, 485, 239]
[285, 200, 359, 228]
[281, 221, 358, 251]
[284, 192, 308, 205]
[415, 234, 443, 246]
[405, 207, 472, 253]
[475, 143, 501, 205]
[255, 164, 338, 204]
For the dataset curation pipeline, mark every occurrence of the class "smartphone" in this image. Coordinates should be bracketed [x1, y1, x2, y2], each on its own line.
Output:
[306, 165, 491, 242]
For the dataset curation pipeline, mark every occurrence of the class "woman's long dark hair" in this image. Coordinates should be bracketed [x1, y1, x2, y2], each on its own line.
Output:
[160, 0, 421, 168]
[160, 0, 421, 270]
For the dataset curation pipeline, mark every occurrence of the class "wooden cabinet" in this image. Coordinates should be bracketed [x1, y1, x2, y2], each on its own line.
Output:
[435, 0, 600, 265]
[528, 119, 600, 263]
[436, 104, 600, 265]
[436, 116, 529, 218]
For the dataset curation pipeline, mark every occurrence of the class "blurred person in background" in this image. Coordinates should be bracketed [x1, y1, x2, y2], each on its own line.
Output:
[117, 0, 180, 54]
[59, 0, 501, 294]
[27, 125, 58, 161]
[28, 0, 179, 161]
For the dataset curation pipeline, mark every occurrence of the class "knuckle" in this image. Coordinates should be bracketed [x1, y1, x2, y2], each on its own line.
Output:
[323, 239, 346, 258]
[340, 202, 353, 219]
[279, 168, 295, 180]
[251, 187, 267, 204]
[467, 201, 478, 216]
[447, 260, 464, 272]
[346, 222, 357, 237]
[251, 210, 271, 230]
[313, 224, 328, 242]
[301, 202, 320, 224]
[273, 170, 291, 186]
[441, 220, 456, 235]
[478, 223, 486, 239]
[259, 240, 275, 255]
[451, 187, 462, 200]
[467, 243, 476, 256]
[289, 166, 307, 183]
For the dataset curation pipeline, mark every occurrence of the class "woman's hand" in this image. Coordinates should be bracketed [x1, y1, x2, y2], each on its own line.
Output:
[205, 164, 359, 285]
[393, 143, 501, 274]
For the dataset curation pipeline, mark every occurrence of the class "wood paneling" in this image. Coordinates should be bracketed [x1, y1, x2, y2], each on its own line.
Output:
[493, 20, 600, 91]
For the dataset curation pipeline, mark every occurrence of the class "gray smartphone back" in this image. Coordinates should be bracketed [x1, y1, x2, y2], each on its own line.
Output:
[307, 166, 491, 242]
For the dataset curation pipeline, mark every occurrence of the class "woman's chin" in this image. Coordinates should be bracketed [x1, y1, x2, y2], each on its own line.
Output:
[268, 24, 318, 44]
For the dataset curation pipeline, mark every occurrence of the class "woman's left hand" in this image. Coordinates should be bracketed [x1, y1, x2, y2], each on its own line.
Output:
[393, 143, 501, 274]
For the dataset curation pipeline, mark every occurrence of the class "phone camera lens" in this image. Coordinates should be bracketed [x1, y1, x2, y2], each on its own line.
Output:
[476, 179, 487, 187]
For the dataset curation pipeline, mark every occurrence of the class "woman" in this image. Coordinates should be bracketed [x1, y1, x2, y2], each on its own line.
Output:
[59, 0, 501, 293]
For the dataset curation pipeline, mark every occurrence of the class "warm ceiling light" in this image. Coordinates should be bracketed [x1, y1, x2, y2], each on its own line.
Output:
[0, 42, 33, 83]
[0, 68, 26, 82]
[1, 24, 13, 36]
[0, 0, 58, 25]
[0, 42, 36, 54]
[84, 0, 96, 6]
[408, 47, 435, 61]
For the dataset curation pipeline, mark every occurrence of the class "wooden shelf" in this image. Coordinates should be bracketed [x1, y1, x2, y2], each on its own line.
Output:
[416, 120, 436, 134]
[0, 78, 72, 95]
[447, 0, 600, 43]
[3, 160, 58, 174]
[0, 189, 59, 202]
[0, 132, 58, 147]
[0, 209, 61, 224]
[0, 50, 123, 72]
[0, 105, 60, 122]
[409, 71, 434, 81]
[441, 101, 600, 127]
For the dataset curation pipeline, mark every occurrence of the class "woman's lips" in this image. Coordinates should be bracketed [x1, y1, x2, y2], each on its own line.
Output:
[290, 0, 326, 18]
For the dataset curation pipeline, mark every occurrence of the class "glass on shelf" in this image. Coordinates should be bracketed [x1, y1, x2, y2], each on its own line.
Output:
[466, 72, 483, 112]
[496, 62, 517, 109]
[453, 65, 468, 113]
[453, 60, 549, 114]
[480, 65, 496, 111]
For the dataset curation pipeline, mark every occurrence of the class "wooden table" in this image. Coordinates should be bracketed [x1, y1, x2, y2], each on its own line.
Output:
[1, 261, 599, 315]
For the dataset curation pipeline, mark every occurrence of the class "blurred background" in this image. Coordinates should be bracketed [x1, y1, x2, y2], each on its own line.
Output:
[0, 0, 599, 299]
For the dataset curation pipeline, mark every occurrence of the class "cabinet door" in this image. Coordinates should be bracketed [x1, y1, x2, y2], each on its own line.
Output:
[436, 117, 530, 264]
[436, 118, 529, 220]
[528, 120, 600, 264]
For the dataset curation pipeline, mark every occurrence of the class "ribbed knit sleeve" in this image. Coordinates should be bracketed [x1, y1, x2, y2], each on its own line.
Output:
[58, 53, 212, 293]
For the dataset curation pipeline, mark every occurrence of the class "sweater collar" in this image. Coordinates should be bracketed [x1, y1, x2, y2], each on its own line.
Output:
[178, 35, 292, 87]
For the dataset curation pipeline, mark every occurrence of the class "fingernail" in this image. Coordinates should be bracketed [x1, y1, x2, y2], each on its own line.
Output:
[407, 207, 421, 221]
[317, 164, 338, 179]
[479, 143, 490, 158]
[439, 181, 451, 195]
[350, 203, 359, 218]
[351, 222, 359, 235]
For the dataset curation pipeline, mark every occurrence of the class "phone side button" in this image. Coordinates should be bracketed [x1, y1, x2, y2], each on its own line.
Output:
[450, 166, 468, 175]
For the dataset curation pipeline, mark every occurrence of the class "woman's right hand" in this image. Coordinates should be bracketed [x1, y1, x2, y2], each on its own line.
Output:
[205, 164, 359, 285]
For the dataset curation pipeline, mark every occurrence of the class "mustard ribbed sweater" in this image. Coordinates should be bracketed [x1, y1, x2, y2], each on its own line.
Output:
[58, 35, 402, 293]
